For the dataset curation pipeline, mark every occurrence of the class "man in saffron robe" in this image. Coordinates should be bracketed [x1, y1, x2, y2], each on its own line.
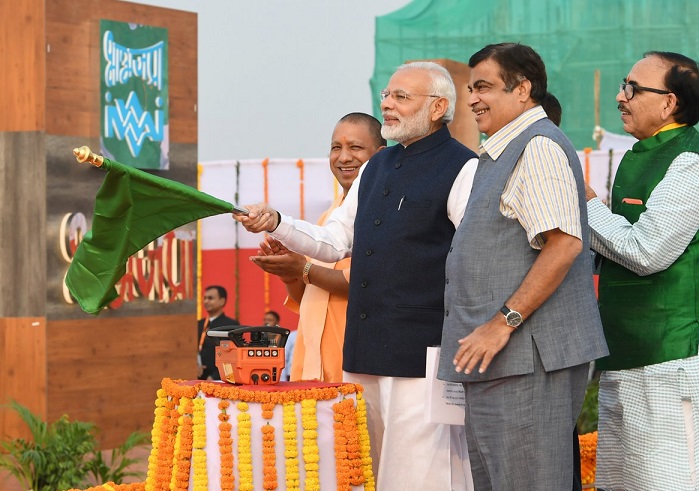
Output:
[250, 113, 385, 382]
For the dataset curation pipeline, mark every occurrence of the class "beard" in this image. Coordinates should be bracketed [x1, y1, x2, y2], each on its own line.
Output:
[381, 100, 433, 144]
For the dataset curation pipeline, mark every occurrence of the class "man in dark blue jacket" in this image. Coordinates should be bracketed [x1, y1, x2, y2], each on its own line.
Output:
[237, 61, 478, 490]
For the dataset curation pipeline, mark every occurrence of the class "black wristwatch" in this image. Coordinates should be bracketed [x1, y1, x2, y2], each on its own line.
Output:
[500, 305, 523, 329]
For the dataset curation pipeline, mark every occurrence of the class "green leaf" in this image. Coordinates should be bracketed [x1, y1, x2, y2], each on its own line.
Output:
[0, 401, 148, 491]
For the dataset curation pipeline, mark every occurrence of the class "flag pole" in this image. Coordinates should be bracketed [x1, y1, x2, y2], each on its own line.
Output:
[73, 146, 104, 167]
[593, 69, 603, 150]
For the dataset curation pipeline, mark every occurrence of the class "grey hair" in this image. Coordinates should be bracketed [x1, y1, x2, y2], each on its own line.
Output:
[394, 61, 456, 123]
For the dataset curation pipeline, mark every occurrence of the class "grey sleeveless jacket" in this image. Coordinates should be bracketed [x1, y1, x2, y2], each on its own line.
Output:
[438, 118, 608, 382]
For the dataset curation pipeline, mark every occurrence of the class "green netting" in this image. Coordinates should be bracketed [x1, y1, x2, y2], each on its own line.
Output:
[372, 0, 699, 149]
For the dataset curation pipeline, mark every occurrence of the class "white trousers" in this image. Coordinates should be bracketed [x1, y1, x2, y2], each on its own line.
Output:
[344, 372, 473, 491]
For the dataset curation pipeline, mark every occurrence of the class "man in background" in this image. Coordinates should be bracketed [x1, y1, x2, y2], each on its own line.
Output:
[587, 51, 699, 490]
[251, 113, 386, 382]
[262, 310, 296, 381]
[197, 285, 239, 380]
[236, 61, 478, 491]
[263, 310, 281, 328]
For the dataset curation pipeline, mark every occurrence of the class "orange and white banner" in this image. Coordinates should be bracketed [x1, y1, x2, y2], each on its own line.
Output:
[198, 158, 335, 327]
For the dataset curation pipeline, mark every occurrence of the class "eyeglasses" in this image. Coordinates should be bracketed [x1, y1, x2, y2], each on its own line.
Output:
[619, 82, 671, 100]
[379, 89, 440, 103]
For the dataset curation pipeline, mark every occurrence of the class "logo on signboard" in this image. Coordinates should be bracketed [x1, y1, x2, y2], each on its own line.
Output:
[100, 20, 169, 170]
[59, 212, 195, 309]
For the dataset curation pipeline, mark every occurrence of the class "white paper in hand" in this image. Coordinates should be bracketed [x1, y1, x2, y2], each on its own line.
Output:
[424, 346, 466, 425]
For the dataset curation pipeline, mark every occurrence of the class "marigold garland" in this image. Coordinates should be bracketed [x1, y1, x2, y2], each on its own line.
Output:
[170, 397, 194, 491]
[261, 403, 278, 490]
[579, 431, 598, 487]
[262, 424, 278, 490]
[189, 378, 362, 404]
[301, 398, 321, 491]
[163, 397, 180, 490]
[282, 401, 301, 491]
[218, 399, 235, 491]
[192, 397, 208, 491]
[332, 400, 351, 491]
[333, 398, 364, 487]
[96, 379, 372, 491]
[66, 483, 146, 491]
[261, 401, 275, 420]
[237, 402, 254, 491]
[161, 378, 199, 399]
[355, 392, 376, 491]
[145, 390, 177, 491]
[145, 388, 167, 491]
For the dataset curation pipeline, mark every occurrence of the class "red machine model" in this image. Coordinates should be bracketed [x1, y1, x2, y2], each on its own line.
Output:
[207, 325, 290, 385]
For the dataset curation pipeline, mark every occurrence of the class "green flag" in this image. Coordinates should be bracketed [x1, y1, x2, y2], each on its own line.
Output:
[65, 157, 233, 315]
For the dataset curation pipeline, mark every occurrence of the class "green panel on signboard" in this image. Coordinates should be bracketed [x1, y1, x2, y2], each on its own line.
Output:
[100, 20, 169, 170]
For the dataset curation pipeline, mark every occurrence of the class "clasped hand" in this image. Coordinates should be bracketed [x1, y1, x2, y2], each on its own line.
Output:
[250, 238, 306, 283]
[233, 202, 278, 233]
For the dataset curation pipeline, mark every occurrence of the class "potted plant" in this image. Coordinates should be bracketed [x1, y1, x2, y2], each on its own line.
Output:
[0, 401, 147, 491]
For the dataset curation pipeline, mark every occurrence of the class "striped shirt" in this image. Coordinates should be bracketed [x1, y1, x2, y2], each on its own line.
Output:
[588, 151, 699, 276]
[480, 105, 582, 249]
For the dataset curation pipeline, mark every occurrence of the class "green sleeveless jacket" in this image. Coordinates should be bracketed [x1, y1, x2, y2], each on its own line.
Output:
[597, 126, 699, 370]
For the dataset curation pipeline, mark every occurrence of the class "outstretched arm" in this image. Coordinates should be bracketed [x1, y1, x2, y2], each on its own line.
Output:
[587, 152, 699, 275]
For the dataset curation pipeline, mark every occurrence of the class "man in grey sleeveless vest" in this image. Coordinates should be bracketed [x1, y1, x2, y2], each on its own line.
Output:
[237, 62, 479, 490]
[438, 43, 608, 490]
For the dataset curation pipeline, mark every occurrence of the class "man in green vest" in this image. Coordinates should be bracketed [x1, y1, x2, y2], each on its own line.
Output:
[586, 51, 699, 491]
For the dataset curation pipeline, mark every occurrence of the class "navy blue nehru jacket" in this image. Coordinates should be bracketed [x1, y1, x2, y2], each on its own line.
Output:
[343, 125, 477, 377]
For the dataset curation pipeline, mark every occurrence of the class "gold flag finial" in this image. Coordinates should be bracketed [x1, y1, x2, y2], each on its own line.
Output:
[73, 146, 104, 167]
